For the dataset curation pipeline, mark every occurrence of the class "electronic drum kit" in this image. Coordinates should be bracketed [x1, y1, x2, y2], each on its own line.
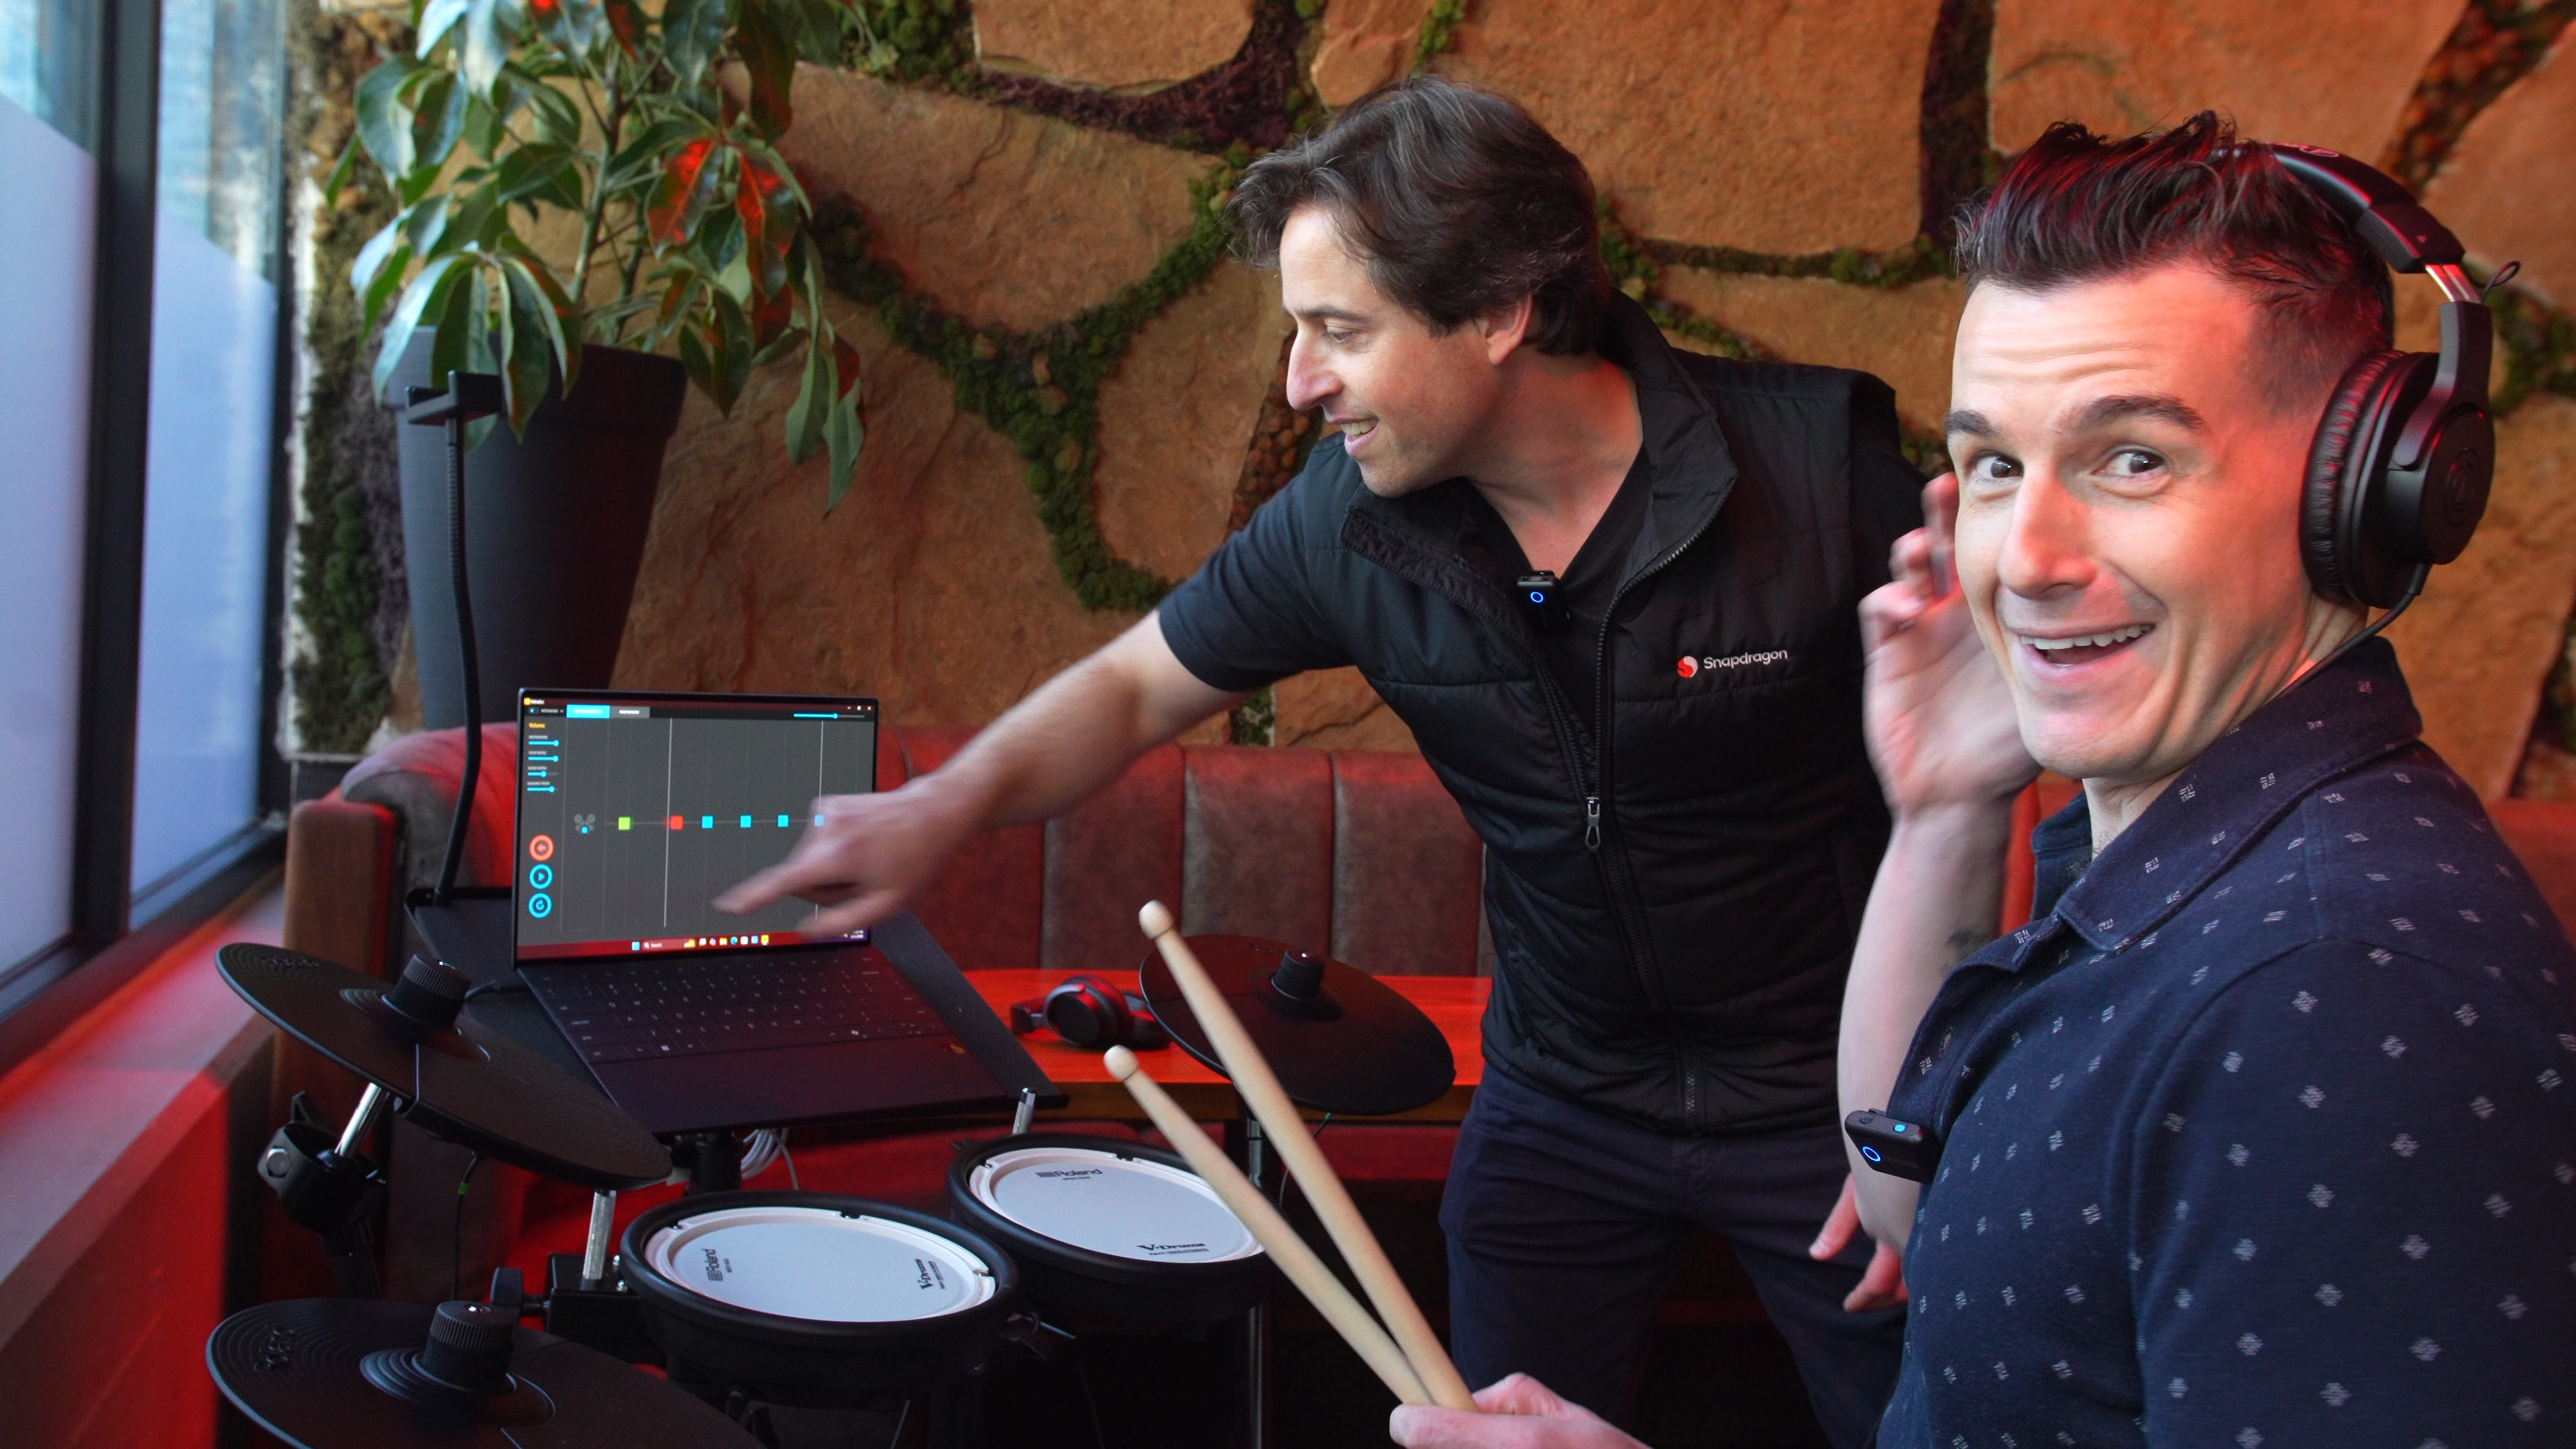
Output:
[208, 910, 1464, 1446]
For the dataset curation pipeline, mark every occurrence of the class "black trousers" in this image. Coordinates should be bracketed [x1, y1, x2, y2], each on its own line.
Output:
[1441, 1070, 1905, 1448]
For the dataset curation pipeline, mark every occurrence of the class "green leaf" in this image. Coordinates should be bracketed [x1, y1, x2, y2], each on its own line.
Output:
[782, 333, 829, 463]
[708, 286, 751, 412]
[527, 0, 604, 56]
[350, 213, 407, 299]
[429, 268, 488, 400]
[322, 136, 360, 201]
[403, 193, 451, 258]
[354, 59, 419, 178]
[511, 70, 585, 149]
[659, 0, 735, 89]
[416, 0, 470, 57]
[496, 260, 556, 434]
[360, 242, 413, 332]
[749, 323, 806, 370]
[675, 324, 717, 403]
[412, 71, 468, 172]
[462, 95, 505, 160]
[601, 118, 698, 195]
[823, 384, 863, 511]
[494, 143, 583, 209]
[372, 252, 474, 402]
[735, 0, 795, 140]
[445, 178, 505, 252]
[460, 0, 511, 100]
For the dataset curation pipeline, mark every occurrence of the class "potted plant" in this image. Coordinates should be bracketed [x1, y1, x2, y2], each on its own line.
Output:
[339, 0, 875, 725]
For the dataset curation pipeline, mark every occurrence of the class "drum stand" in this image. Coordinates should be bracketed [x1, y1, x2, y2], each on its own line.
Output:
[255, 1083, 396, 1297]
[1227, 1110, 1273, 1449]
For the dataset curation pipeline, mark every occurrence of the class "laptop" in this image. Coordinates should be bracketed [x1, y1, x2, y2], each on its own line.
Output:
[508, 688, 1051, 1135]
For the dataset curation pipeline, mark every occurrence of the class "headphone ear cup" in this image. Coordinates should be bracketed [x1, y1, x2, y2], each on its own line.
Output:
[1044, 975, 1130, 1049]
[2304, 349, 2428, 608]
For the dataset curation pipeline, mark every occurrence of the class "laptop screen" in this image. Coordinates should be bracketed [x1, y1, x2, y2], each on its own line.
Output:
[513, 690, 879, 961]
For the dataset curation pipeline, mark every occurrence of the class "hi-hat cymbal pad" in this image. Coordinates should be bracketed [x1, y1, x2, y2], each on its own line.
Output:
[207, 1298, 757, 1448]
[1139, 936, 1456, 1116]
[220, 943, 669, 1189]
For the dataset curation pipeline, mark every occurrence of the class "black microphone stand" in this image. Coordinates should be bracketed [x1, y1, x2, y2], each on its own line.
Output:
[400, 371, 505, 902]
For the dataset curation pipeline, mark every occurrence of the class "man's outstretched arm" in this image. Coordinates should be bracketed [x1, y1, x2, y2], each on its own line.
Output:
[716, 612, 1241, 934]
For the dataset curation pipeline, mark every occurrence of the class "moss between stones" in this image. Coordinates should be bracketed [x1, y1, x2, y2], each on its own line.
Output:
[1228, 684, 1277, 745]
[1411, 0, 1466, 72]
[288, 4, 411, 753]
[814, 158, 1246, 610]
[2381, 1, 2576, 193]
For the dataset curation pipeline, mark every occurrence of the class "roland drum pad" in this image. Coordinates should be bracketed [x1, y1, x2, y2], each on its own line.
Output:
[948, 1134, 1269, 1326]
[619, 1193, 1018, 1405]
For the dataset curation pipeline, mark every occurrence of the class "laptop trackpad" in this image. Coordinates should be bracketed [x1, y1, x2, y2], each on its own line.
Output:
[592, 1037, 1007, 1136]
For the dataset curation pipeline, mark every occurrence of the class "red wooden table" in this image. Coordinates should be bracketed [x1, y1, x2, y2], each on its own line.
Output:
[965, 970, 1488, 1124]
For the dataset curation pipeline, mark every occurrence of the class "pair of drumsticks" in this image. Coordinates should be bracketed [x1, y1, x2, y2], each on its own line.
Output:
[1104, 902, 1478, 1411]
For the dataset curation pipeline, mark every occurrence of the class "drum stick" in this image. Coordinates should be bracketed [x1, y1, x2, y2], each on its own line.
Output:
[1138, 902, 1477, 1411]
[1102, 1046, 1430, 1407]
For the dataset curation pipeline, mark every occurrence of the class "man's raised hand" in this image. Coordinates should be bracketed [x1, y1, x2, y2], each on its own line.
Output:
[1860, 473, 2037, 818]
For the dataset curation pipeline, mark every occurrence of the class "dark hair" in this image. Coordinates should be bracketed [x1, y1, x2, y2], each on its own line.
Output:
[1953, 113, 2394, 410]
[1229, 76, 1611, 356]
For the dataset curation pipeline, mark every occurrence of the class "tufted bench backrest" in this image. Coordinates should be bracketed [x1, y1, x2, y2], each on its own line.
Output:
[318, 723, 1492, 977]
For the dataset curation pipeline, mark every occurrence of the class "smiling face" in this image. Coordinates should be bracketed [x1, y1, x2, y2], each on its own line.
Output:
[1947, 264, 2361, 791]
[1277, 205, 1517, 496]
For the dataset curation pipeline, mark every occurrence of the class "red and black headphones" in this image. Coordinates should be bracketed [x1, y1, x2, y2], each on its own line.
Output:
[2267, 142, 2498, 616]
[1009, 974, 1169, 1052]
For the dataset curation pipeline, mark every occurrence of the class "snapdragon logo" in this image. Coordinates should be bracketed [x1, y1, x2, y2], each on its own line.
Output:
[1677, 649, 1790, 679]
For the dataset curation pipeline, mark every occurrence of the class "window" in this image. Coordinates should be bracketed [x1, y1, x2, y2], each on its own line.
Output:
[0, 0, 101, 969]
[0, 0, 289, 1058]
[129, 0, 284, 910]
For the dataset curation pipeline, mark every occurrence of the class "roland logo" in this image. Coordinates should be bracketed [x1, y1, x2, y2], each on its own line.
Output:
[916, 1257, 948, 1291]
[701, 1247, 727, 1283]
[256, 1325, 300, 1373]
[1035, 1168, 1104, 1180]
[1137, 1241, 1210, 1256]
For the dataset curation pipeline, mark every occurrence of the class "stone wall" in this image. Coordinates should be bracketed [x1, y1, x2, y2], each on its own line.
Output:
[296, 0, 2576, 787]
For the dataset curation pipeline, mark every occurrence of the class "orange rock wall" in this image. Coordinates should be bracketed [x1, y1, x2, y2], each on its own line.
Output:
[609, 1, 2576, 793]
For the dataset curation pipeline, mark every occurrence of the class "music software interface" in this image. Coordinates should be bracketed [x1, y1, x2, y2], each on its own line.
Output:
[515, 693, 877, 959]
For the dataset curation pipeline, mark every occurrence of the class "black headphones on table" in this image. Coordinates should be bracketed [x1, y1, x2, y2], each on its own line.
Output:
[2268, 143, 2499, 614]
[1009, 974, 1168, 1051]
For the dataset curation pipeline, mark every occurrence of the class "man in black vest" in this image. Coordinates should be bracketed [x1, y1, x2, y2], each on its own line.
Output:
[722, 77, 1919, 1439]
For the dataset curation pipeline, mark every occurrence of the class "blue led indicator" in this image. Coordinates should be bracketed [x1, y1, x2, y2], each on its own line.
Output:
[529, 863, 553, 889]
[777, 814, 792, 827]
[527, 893, 553, 918]
[739, 814, 753, 828]
[1860, 1144, 1882, 1163]
[1528, 590, 1546, 603]
[701, 815, 714, 828]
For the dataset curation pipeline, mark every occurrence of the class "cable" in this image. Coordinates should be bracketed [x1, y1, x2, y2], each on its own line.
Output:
[782, 1140, 800, 1191]
[461, 979, 527, 1002]
[884, 1399, 910, 1449]
[1069, 1338, 1110, 1449]
[2309, 563, 2428, 679]
[1277, 1114, 1330, 1208]
[451, 1151, 482, 1301]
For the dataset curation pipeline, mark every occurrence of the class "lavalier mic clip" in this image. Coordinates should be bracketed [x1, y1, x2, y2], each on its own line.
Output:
[1517, 570, 1570, 632]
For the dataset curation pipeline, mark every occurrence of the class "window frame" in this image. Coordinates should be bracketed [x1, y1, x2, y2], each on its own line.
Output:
[0, 0, 291, 1081]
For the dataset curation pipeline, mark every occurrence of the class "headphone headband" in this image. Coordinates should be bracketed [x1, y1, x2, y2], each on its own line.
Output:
[2265, 142, 2497, 610]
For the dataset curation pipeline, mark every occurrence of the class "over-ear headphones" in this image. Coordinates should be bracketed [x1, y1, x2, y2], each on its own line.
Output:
[2268, 143, 2496, 611]
[1009, 974, 1168, 1051]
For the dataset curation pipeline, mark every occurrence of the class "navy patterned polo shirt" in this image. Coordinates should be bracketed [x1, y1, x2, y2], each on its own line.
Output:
[1876, 640, 2576, 1449]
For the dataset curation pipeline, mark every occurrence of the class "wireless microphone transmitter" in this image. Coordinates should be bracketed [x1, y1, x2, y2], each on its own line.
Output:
[1844, 1109, 1940, 1183]
[1518, 571, 1570, 632]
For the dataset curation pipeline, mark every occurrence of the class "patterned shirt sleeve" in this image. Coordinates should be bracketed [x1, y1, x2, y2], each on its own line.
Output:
[2126, 939, 2576, 1447]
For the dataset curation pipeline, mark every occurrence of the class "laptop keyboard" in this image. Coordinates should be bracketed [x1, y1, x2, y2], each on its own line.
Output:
[533, 951, 953, 1065]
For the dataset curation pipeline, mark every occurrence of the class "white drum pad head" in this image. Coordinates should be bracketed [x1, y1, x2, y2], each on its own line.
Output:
[971, 1146, 1261, 1264]
[644, 1205, 996, 1322]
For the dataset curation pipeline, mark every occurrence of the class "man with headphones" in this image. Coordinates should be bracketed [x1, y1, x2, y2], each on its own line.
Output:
[1393, 115, 2575, 1448]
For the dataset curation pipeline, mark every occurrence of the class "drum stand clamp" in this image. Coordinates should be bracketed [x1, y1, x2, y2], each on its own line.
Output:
[256, 1083, 396, 1298]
